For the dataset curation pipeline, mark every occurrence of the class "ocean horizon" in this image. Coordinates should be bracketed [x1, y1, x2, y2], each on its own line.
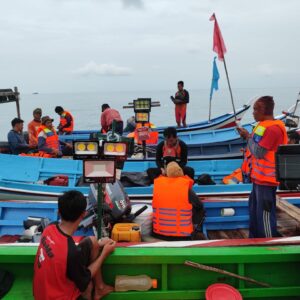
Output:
[1, 86, 299, 140]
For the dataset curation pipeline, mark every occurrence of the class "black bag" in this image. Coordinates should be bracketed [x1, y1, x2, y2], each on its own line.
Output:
[121, 172, 151, 187]
[0, 269, 14, 298]
[197, 173, 216, 185]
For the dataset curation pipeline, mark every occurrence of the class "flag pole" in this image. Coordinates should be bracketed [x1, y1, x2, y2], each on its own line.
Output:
[209, 98, 212, 121]
[222, 56, 237, 121]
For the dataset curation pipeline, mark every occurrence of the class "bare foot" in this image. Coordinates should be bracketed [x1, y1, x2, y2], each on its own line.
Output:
[94, 284, 114, 300]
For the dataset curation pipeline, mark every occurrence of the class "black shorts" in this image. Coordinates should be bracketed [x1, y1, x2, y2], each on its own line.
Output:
[77, 237, 93, 266]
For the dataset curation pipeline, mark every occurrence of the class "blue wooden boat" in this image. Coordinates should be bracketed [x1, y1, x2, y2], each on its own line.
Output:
[1, 194, 300, 237]
[0, 154, 298, 202]
[70, 103, 252, 136]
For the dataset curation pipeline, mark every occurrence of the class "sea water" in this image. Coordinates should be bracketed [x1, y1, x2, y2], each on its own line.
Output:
[0, 87, 299, 140]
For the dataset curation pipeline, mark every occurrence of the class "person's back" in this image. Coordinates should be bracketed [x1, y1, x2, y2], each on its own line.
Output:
[100, 104, 123, 134]
[33, 223, 87, 299]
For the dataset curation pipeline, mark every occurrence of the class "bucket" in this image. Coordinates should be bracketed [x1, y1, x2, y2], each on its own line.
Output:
[205, 283, 242, 300]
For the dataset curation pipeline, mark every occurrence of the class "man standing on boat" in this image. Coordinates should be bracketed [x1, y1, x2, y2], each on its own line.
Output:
[171, 81, 189, 127]
[28, 108, 42, 147]
[100, 104, 123, 135]
[33, 190, 116, 300]
[147, 127, 194, 183]
[237, 96, 287, 238]
[55, 106, 74, 135]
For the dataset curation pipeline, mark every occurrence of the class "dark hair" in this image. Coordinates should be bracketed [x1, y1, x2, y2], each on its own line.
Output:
[11, 117, 24, 127]
[177, 81, 184, 86]
[288, 131, 300, 144]
[102, 104, 110, 112]
[55, 106, 64, 113]
[257, 96, 274, 115]
[58, 190, 87, 222]
[163, 127, 177, 138]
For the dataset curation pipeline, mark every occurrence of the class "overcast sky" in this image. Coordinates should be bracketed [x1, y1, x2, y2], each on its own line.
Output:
[0, 0, 299, 93]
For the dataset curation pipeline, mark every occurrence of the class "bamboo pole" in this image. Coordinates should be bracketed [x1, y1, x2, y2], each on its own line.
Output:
[184, 260, 271, 288]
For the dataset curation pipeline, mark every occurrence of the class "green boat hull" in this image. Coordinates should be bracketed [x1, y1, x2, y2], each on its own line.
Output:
[1, 245, 300, 299]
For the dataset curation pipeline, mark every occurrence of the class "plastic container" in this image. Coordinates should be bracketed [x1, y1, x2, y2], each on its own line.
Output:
[111, 223, 141, 242]
[131, 204, 153, 236]
[205, 283, 242, 300]
[115, 275, 158, 292]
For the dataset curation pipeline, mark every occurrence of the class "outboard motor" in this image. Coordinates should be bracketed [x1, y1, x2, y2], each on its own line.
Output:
[80, 180, 147, 237]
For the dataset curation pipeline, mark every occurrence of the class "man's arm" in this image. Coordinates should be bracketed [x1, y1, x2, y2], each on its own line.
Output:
[179, 141, 188, 167]
[60, 114, 72, 129]
[8, 131, 30, 151]
[155, 142, 164, 168]
[247, 138, 267, 159]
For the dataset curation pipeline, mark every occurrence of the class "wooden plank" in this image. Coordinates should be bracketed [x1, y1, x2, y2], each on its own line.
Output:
[276, 196, 300, 223]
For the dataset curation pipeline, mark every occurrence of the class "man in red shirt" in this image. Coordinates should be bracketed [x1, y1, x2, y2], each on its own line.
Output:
[28, 108, 42, 147]
[100, 104, 123, 135]
[33, 190, 116, 300]
[237, 96, 287, 238]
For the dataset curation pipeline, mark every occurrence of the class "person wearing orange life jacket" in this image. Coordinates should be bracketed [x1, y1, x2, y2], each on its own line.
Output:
[146, 127, 194, 183]
[237, 96, 288, 238]
[152, 161, 205, 240]
[28, 108, 42, 147]
[55, 106, 74, 135]
[37, 116, 61, 157]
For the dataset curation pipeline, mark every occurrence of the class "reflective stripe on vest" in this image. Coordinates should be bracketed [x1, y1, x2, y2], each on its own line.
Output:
[152, 175, 193, 237]
[60, 111, 74, 132]
[250, 120, 287, 185]
[162, 140, 181, 158]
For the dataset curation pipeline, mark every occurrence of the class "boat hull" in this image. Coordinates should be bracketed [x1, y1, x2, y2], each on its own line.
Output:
[1, 244, 300, 299]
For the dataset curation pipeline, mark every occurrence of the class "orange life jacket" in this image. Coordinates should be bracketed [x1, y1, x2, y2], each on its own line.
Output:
[152, 175, 194, 237]
[162, 140, 181, 158]
[250, 120, 287, 185]
[19, 152, 52, 158]
[60, 111, 74, 132]
[38, 125, 60, 156]
[28, 119, 42, 147]
[127, 123, 159, 145]
[222, 168, 243, 184]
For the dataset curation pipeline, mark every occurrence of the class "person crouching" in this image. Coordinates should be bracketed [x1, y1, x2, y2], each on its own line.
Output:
[152, 161, 205, 241]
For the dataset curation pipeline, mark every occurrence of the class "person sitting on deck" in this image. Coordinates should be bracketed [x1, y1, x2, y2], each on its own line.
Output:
[33, 190, 116, 300]
[147, 127, 194, 183]
[55, 106, 74, 135]
[37, 116, 72, 157]
[28, 108, 42, 147]
[100, 104, 123, 135]
[152, 161, 205, 240]
[7, 118, 36, 154]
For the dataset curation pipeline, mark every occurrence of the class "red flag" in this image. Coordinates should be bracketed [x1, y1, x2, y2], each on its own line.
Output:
[210, 13, 227, 61]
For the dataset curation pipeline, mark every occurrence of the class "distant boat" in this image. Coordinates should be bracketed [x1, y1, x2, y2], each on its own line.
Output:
[32, 92, 39, 95]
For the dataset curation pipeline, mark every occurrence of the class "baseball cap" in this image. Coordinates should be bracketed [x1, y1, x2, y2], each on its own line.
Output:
[41, 116, 54, 125]
[11, 118, 24, 127]
[33, 108, 42, 114]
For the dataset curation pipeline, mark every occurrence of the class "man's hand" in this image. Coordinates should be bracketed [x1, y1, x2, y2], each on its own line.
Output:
[161, 168, 166, 176]
[236, 127, 250, 140]
[102, 240, 116, 257]
[98, 237, 113, 247]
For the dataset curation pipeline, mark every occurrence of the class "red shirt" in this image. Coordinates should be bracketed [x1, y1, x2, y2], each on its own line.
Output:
[33, 224, 91, 300]
[258, 125, 285, 151]
[100, 108, 122, 131]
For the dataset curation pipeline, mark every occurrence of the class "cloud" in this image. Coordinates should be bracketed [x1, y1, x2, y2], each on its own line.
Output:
[121, 0, 144, 9]
[74, 61, 132, 76]
[256, 64, 274, 76]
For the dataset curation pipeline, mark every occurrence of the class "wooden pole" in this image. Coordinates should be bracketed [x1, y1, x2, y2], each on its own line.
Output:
[184, 260, 271, 288]
[14, 86, 21, 119]
[222, 57, 237, 122]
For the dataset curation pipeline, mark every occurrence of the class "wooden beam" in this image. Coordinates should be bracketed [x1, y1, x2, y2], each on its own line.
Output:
[276, 196, 300, 223]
